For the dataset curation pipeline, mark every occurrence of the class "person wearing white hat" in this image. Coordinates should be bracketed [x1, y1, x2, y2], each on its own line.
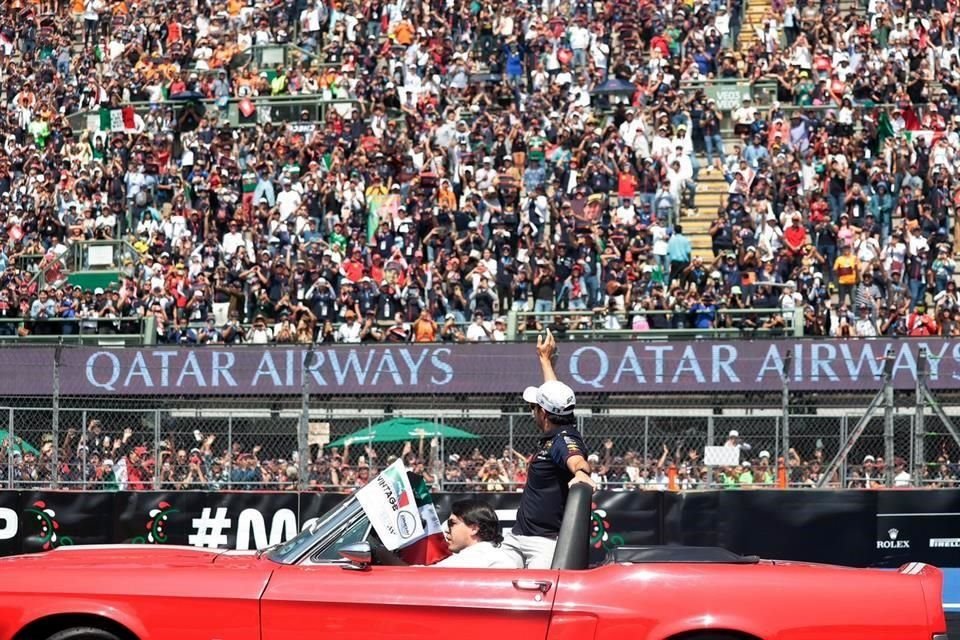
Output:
[501, 329, 595, 570]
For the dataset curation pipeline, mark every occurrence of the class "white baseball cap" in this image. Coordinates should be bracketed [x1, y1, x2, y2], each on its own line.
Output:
[728, 430, 739, 438]
[523, 380, 576, 416]
[759, 450, 771, 459]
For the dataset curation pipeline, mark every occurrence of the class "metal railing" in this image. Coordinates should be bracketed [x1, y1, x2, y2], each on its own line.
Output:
[0, 317, 153, 345]
[0, 306, 807, 345]
[68, 94, 363, 132]
[512, 307, 805, 339]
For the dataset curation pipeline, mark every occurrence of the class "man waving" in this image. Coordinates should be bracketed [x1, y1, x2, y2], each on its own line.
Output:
[503, 329, 596, 569]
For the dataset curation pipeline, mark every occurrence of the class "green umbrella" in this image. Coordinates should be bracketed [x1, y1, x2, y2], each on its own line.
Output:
[0, 430, 40, 455]
[327, 418, 479, 448]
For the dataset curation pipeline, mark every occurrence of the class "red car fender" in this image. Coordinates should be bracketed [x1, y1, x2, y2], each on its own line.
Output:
[546, 612, 599, 640]
[8, 596, 149, 640]
[643, 612, 766, 640]
[902, 562, 947, 634]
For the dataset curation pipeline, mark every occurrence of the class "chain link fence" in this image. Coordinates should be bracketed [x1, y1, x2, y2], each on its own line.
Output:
[4, 401, 960, 491]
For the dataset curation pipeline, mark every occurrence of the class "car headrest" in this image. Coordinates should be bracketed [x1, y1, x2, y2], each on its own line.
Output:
[551, 483, 592, 571]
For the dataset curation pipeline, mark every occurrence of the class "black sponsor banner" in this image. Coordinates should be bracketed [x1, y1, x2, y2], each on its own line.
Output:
[113, 492, 203, 546]
[664, 490, 878, 567]
[0, 490, 19, 557]
[875, 491, 960, 567]
[18, 491, 114, 553]
[586, 490, 662, 559]
[3, 490, 960, 568]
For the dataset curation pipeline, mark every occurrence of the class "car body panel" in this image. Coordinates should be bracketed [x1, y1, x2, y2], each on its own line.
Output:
[0, 546, 944, 640]
[0, 546, 270, 640]
[0, 519, 945, 640]
[260, 565, 559, 640]
[552, 561, 937, 640]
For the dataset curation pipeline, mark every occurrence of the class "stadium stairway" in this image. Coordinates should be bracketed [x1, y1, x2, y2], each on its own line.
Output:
[683, 164, 728, 259]
[738, 0, 773, 50]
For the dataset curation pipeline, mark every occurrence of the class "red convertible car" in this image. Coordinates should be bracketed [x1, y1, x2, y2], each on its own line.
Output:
[0, 486, 948, 640]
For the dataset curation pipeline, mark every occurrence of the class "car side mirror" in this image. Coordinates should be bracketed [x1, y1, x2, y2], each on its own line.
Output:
[338, 541, 372, 571]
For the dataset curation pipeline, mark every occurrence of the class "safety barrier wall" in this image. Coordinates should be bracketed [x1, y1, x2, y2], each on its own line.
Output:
[1, 489, 958, 568]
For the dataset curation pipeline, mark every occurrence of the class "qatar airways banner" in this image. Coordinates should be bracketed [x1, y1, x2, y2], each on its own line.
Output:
[2, 340, 960, 396]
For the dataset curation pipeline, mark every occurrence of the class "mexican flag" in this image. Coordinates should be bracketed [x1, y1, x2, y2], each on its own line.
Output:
[903, 130, 935, 146]
[365, 193, 402, 243]
[398, 473, 452, 566]
[98, 106, 136, 133]
[366, 192, 387, 243]
[875, 111, 895, 155]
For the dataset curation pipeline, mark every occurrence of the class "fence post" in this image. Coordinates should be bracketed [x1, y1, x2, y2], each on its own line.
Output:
[51, 342, 62, 489]
[227, 414, 233, 491]
[81, 409, 87, 491]
[643, 416, 649, 468]
[914, 353, 926, 487]
[299, 350, 316, 492]
[839, 415, 848, 488]
[6, 408, 12, 490]
[508, 414, 515, 465]
[792, 308, 804, 337]
[506, 310, 518, 341]
[143, 315, 157, 346]
[884, 375, 895, 487]
[154, 410, 162, 489]
[439, 417, 446, 492]
[774, 415, 781, 471]
[706, 414, 715, 488]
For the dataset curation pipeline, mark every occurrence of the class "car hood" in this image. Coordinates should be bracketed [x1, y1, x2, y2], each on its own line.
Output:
[0, 544, 228, 569]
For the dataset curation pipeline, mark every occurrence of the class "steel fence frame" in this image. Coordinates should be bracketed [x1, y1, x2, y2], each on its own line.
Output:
[2, 403, 958, 492]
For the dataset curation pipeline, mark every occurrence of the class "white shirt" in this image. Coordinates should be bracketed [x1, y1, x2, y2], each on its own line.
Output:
[465, 322, 490, 342]
[276, 188, 302, 221]
[222, 231, 245, 258]
[855, 317, 878, 337]
[336, 321, 362, 343]
[433, 541, 521, 569]
[894, 470, 912, 487]
[618, 118, 643, 149]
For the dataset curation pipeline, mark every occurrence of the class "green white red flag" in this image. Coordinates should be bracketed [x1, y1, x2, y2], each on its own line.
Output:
[398, 473, 451, 565]
[97, 106, 136, 132]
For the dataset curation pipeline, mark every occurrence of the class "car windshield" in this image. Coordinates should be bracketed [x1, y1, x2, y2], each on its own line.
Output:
[263, 494, 363, 565]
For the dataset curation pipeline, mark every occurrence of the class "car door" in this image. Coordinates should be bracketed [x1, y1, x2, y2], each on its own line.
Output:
[260, 563, 559, 640]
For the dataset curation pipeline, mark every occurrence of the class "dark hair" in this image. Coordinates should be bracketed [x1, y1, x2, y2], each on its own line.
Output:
[545, 411, 577, 426]
[451, 499, 503, 546]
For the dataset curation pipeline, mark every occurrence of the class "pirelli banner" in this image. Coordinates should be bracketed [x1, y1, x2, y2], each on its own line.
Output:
[0, 490, 959, 568]
[4, 340, 960, 396]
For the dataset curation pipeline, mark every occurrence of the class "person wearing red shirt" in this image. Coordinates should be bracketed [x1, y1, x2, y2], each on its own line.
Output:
[125, 446, 150, 490]
[340, 248, 366, 282]
[369, 254, 385, 284]
[783, 213, 809, 258]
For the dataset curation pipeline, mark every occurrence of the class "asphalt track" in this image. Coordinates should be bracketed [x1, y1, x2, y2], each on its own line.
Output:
[943, 569, 960, 634]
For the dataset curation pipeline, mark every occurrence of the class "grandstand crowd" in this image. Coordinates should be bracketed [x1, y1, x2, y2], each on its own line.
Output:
[0, 0, 955, 344]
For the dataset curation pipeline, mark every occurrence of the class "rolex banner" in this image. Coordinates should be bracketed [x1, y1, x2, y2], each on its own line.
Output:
[355, 458, 423, 550]
[98, 106, 136, 133]
[398, 473, 452, 565]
